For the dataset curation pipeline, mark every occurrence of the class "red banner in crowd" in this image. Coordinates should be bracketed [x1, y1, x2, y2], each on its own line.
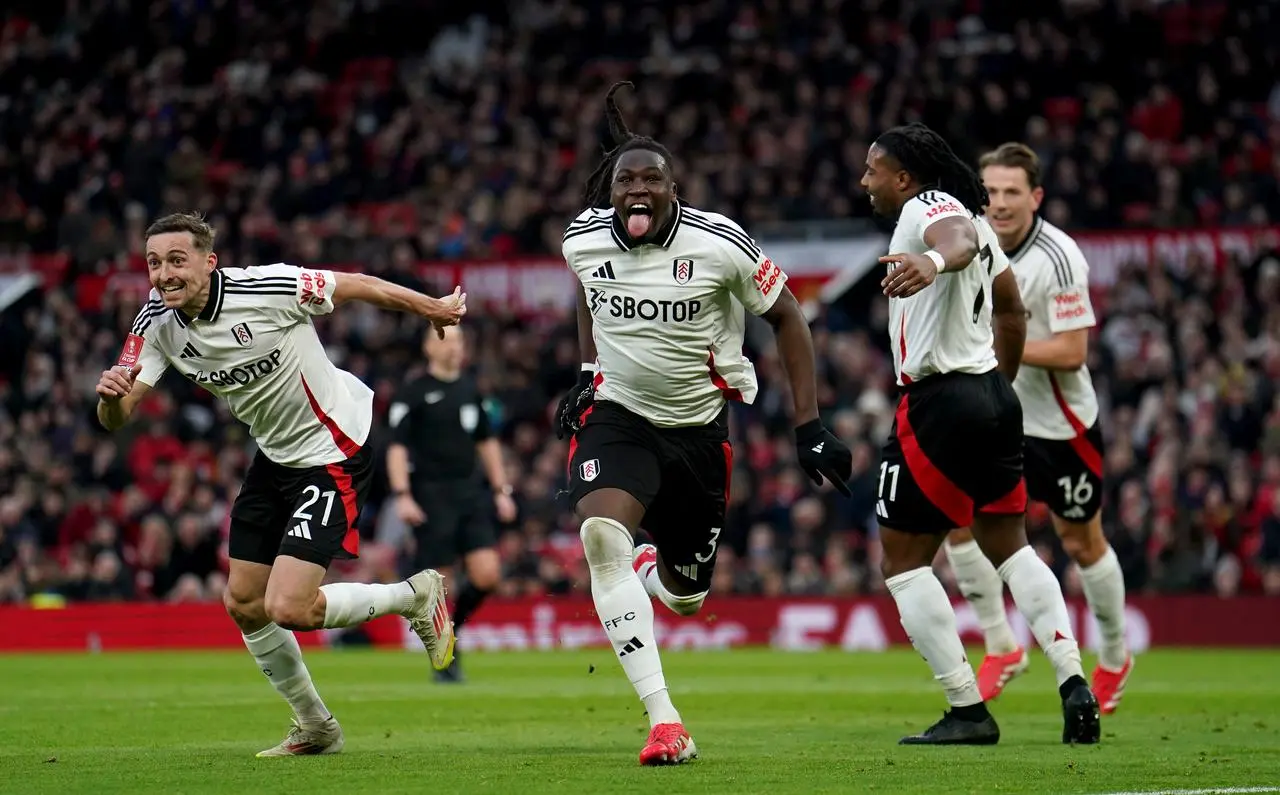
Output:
[1074, 225, 1280, 288]
[2, 595, 1276, 653]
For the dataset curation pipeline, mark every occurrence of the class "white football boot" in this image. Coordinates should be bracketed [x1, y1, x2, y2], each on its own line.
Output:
[256, 717, 344, 757]
[405, 568, 456, 671]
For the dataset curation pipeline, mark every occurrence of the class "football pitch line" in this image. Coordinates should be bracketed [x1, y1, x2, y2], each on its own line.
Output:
[1085, 783, 1280, 788]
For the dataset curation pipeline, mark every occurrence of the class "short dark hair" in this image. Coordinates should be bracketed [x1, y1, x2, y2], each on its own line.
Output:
[874, 123, 989, 216]
[978, 142, 1042, 189]
[144, 211, 216, 251]
[581, 82, 676, 209]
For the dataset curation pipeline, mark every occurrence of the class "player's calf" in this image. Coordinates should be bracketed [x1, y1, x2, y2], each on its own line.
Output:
[633, 544, 706, 617]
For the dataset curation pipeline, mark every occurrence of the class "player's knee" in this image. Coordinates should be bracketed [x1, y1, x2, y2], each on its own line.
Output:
[658, 589, 706, 617]
[579, 516, 633, 569]
[263, 591, 320, 631]
[1058, 518, 1106, 566]
[467, 558, 501, 592]
[223, 584, 267, 631]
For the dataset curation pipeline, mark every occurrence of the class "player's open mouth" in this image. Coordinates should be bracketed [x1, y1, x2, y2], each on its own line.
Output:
[160, 284, 184, 297]
[625, 204, 653, 237]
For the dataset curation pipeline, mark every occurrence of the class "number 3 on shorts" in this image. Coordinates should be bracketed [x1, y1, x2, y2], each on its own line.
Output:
[694, 527, 722, 563]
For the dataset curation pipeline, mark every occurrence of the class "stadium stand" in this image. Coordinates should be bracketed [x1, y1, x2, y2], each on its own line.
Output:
[1, 0, 1279, 605]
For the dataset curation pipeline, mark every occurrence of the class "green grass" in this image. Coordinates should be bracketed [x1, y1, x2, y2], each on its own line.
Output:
[1, 648, 1278, 794]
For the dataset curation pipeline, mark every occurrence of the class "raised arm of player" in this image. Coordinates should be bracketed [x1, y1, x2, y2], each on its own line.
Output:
[991, 267, 1028, 383]
[95, 365, 151, 431]
[881, 214, 981, 298]
[332, 273, 466, 338]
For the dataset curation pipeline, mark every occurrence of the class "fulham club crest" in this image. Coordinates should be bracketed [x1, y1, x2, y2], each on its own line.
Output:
[580, 458, 601, 482]
[231, 322, 254, 347]
[672, 258, 694, 285]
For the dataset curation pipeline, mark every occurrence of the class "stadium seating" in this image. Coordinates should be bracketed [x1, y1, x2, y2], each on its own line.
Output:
[1, 0, 1278, 604]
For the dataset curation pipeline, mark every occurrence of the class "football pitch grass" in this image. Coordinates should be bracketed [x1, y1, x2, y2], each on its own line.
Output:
[1, 648, 1277, 795]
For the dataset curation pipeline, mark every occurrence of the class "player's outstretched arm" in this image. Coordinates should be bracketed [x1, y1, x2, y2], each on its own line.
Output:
[95, 365, 151, 431]
[991, 268, 1028, 383]
[763, 287, 853, 496]
[331, 273, 466, 338]
[881, 216, 980, 298]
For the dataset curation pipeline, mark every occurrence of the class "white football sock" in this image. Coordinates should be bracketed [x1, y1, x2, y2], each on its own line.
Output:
[998, 546, 1084, 686]
[636, 553, 706, 617]
[582, 518, 681, 727]
[242, 622, 330, 724]
[1079, 545, 1128, 670]
[945, 540, 1019, 655]
[886, 567, 982, 708]
[320, 581, 416, 628]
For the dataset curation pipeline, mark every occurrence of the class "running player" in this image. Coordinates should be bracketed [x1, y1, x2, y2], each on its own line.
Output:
[95, 212, 465, 756]
[862, 123, 1100, 745]
[556, 82, 854, 765]
[943, 143, 1132, 711]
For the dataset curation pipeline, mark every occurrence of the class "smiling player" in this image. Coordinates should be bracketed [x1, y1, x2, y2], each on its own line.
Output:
[556, 82, 853, 765]
[96, 212, 466, 756]
[943, 143, 1133, 712]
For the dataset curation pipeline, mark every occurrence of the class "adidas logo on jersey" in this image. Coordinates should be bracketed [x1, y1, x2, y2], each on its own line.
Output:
[287, 520, 312, 540]
[618, 636, 645, 657]
[180, 342, 203, 359]
[590, 261, 617, 280]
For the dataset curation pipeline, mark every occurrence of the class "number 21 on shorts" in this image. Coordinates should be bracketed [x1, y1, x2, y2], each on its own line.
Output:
[289, 485, 337, 541]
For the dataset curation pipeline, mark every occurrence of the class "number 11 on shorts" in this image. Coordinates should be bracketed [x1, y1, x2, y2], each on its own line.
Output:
[877, 462, 900, 518]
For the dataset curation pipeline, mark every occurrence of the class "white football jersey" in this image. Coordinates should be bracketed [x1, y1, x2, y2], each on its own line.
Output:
[562, 201, 786, 427]
[128, 265, 373, 467]
[1004, 216, 1100, 440]
[886, 190, 1007, 386]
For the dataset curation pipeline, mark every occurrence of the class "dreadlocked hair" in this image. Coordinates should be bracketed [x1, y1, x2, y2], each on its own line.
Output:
[581, 81, 676, 209]
[875, 122, 989, 216]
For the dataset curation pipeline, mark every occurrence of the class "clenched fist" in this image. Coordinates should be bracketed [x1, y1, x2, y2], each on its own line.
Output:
[96, 364, 144, 402]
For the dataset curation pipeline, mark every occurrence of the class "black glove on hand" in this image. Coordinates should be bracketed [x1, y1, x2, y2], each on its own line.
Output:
[555, 369, 596, 440]
[795, 419, 854, 496]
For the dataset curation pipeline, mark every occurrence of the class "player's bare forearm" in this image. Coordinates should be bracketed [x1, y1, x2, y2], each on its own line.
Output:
[991, 268, 1027, 382]
[922, 216, 980, 272]
[993, 313, 1027, 383]
[96, 399, 129, 432]
[763, 287, 820, 426]
[575, 281, 598, 363]
[476, 438, 509, 492]
[1021, 329, 1089, 371]
[386, 443, 413, 493]
[333, 272, 447, 315]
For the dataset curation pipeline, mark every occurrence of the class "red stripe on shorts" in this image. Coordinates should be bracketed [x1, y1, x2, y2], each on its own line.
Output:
[324, 462, 360, 557]
[981, 477, 1028, 515]
[894, 394, 973, 527]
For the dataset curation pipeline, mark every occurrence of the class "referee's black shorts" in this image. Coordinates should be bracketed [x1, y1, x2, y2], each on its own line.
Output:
[410, 479, 498, 569]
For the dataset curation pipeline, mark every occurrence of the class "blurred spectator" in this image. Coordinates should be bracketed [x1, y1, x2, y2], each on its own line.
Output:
[0, 1, 1278, 603]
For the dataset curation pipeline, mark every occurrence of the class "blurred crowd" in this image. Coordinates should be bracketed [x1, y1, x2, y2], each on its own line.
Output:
[2, 0, 1280, 605]
[1, 0, 1278, 268]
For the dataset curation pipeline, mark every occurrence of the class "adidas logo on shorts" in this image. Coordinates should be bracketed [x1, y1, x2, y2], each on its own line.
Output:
[287, 520, 312, 540]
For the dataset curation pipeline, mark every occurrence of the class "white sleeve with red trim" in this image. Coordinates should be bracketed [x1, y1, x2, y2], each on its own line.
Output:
[714, 216, 786, 316]
[1044, 240, 1096, 333]
[238, 263, 337, 322]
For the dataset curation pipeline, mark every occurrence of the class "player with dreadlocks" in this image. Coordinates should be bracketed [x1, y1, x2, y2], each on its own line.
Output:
[861, 123, 1101, 746]
[555, 82, 853, 765]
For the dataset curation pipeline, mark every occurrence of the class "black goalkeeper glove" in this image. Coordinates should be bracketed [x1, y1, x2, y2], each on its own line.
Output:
[794, 419, 853, 497]
[555, 368, 596, 440]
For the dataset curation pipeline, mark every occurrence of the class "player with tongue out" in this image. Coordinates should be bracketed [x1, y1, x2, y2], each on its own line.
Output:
[555, 82, 854, 765]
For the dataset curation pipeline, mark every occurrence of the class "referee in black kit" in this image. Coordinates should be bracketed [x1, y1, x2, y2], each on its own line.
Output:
[386, 324, 517, 682]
